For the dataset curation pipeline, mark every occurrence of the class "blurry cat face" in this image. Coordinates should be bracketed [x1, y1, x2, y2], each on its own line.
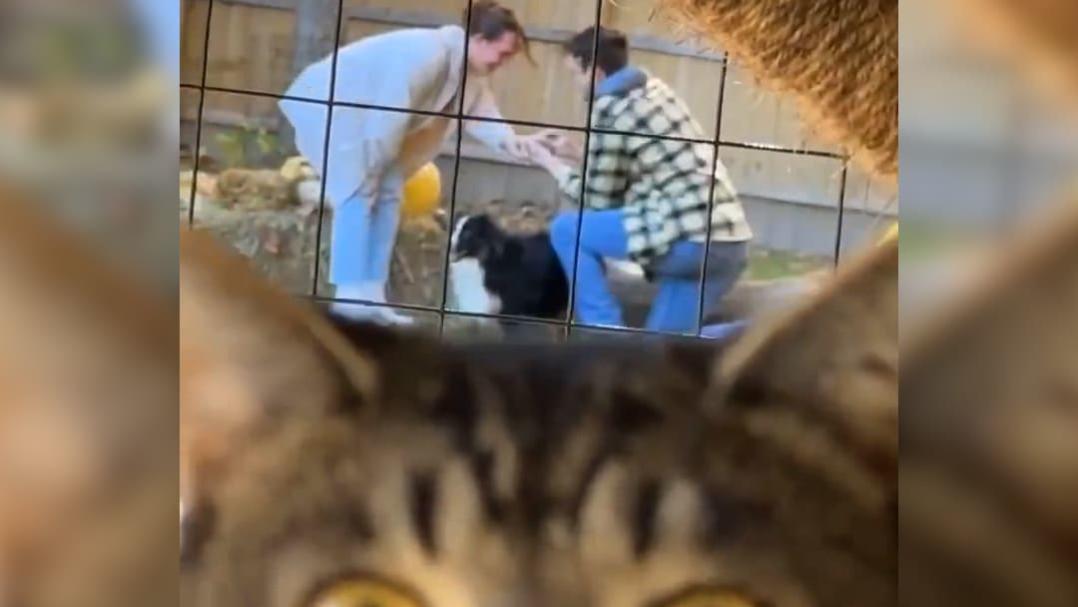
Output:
[181, 397, 876, 607]
[179, 230, 897, 607]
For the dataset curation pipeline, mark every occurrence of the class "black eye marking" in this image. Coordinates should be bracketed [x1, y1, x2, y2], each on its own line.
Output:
[409, 471, 439, 557]
[632, 479, 663, 559]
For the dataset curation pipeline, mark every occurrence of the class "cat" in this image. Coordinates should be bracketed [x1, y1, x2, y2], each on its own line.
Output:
[178, 225, 898, 607]
[180, 198, 1078, 607]
[898, 200, 1078, 607]
[5, 183, 1075, 607]
[0, 187, 177, 607]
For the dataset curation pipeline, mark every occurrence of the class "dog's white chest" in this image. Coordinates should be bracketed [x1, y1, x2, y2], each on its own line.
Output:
[450, 258, 501, 314]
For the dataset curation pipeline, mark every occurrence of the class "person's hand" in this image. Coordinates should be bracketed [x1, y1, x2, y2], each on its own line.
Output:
[503, 136, 545, 162]
[518, 130, 571, 154]
[506, 131, 572, 161]
[532, 129, 579, 159]
[526, 140, 563, 174]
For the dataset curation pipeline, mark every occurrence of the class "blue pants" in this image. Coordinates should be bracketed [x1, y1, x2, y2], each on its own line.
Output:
[550, 210, 748, 334]
[329, 179, 403, 286]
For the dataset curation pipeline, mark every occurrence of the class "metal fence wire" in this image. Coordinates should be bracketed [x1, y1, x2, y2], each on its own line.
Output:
[180, 0, 854, 341]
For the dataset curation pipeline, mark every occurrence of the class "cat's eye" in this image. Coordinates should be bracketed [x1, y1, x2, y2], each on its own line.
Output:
[653, 587, 761, 607]
[307, 577, 424, 607]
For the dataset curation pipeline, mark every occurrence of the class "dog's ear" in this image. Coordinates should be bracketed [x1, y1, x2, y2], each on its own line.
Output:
[179, 229, 381, 558]
[470, 214, 494, 237]
[471, 215, 506, 260]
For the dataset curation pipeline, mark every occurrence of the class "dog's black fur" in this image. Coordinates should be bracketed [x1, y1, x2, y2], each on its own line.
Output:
[450, 214, 569, 321]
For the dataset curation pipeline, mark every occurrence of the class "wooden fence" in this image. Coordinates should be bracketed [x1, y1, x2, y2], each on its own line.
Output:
[180, 0, 895, 252]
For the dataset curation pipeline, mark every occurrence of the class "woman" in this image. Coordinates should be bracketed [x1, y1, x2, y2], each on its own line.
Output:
[280, 1, 544, 325]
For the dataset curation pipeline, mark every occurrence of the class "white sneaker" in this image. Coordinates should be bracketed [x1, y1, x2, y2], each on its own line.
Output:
[370, 306, 416, 327]
[330, 283, 379, 321]
[366, 281, 388, 304]
[332, 282, 414, 326]
[365, 282, 415, 326]
[329, 300, 384, 322]
[334, 282, 373, 302]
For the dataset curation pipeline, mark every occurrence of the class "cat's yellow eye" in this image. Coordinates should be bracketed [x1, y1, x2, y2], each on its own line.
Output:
[654, 587, 760, 607]
[307, 577, 423, 607]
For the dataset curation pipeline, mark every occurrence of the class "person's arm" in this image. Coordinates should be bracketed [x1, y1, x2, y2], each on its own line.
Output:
[533, 129, 628, 209]
[463, 80, 520, 155]
[537, 130, 584, 164]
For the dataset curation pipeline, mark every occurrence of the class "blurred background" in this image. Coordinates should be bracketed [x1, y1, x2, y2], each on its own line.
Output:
[900, 0, 1078, 318]
[0, 3, 177, 606]
[899, 4, 1078, 606]
[0, 0, 178, 294]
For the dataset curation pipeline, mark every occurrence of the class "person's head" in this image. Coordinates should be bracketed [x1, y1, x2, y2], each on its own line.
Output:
[562, 26, 629, 90]
[465, 1, 533, 74]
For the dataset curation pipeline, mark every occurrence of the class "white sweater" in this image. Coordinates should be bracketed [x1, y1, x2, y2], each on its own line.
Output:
[279, 25, 517, 205]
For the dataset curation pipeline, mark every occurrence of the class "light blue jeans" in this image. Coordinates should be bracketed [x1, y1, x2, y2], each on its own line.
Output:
[550, 209, 748, 334]
[329, 175, 403, 286]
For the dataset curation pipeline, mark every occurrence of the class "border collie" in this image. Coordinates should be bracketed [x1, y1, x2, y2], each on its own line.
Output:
[449, 214, 569, 321]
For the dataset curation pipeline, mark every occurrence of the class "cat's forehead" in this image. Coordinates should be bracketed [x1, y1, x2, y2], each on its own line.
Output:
[178, 230, 898, 607]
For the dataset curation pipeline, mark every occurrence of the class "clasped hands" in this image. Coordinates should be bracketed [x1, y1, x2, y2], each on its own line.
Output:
[504, 129, 581, 173]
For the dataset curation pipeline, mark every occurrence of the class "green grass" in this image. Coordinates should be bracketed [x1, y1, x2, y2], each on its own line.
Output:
[746, 248, 830, 280]
[894, 221, 978, 260]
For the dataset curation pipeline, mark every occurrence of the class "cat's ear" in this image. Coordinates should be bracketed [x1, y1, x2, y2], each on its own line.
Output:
[179, 229, 378, 534]
[712, 239, 899, 476]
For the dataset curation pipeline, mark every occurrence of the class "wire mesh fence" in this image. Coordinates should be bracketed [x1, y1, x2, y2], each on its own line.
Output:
[180, 0, 875, 340]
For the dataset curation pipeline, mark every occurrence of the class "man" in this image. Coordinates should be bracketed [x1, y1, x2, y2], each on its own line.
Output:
[280, 1, 546, 325]
[528, 26, 753, 334]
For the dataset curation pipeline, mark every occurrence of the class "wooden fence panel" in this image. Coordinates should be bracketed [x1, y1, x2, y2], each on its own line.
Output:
[180, 0, 894, 213]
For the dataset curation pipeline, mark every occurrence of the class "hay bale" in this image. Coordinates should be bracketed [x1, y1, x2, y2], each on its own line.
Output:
[389, 216, 449, 307]
[186, 198, 327, 296]
[213, 169, 299, 211]
[182, 196, 447, 305]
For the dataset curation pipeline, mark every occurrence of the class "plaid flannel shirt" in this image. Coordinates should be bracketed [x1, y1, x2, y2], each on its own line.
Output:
[552, 78, 753, 265]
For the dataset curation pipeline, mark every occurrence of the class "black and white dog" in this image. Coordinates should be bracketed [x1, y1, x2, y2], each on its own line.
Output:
[449, 214, 569, 321]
